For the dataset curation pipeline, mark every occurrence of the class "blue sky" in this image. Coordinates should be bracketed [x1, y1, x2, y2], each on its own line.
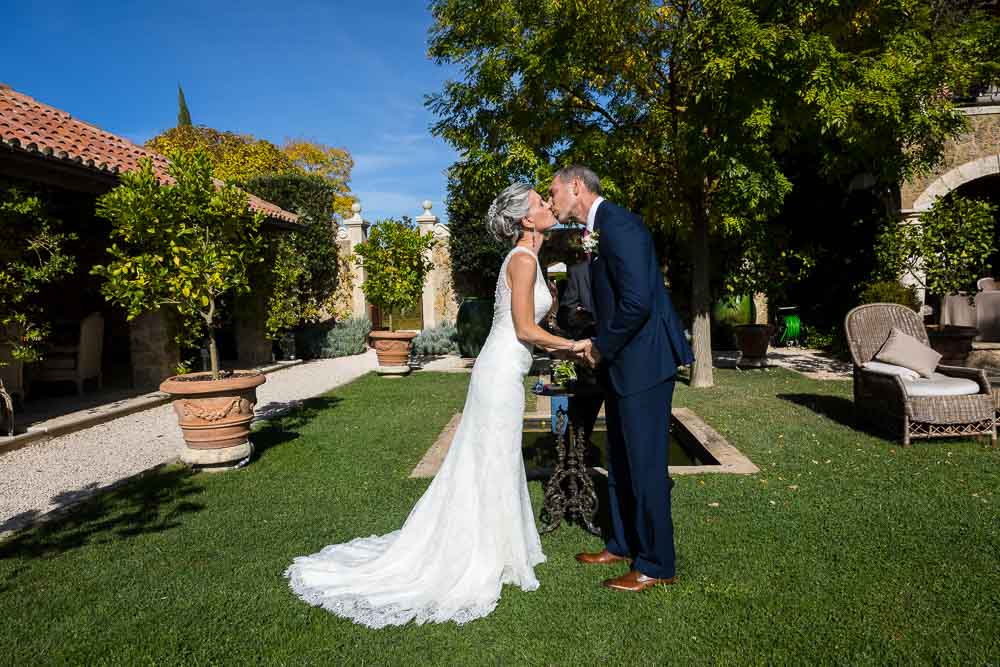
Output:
[2, 1, 460, 222]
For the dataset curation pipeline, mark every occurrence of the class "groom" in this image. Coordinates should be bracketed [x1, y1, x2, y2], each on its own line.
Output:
[548, 165, 694, 591]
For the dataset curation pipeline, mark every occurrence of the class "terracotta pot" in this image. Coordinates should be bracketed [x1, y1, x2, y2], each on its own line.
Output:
[926, 325, 978, 366]
[734, 324, 774, 368]
[159, 371, 266, 471]
[369, 330, 418, 374]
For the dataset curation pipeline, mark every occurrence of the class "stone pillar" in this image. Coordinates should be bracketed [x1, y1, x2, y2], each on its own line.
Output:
[753, 293, 768, 325]
[417, 201, 438, 330]
[130, 309, 180, 390]
[898, 209, 928, 309]
[236, 291, 272, 366]
[343, 202, 370, 319]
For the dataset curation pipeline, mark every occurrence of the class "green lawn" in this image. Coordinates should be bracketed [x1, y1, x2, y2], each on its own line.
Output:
[1, 369, 998, 665]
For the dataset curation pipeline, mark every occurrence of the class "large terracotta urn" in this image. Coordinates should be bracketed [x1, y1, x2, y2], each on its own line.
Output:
[369, 330, 418, 375]
[734, 324, 774, 368]
[159, 371, 266, 472]
[925, 325, 979, 366]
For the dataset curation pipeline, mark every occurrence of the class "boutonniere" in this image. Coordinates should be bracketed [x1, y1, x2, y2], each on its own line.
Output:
[582, 231, 600, 256]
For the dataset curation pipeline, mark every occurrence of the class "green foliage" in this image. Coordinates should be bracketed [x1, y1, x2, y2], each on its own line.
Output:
[412, 321, 459, 356]
[875, 195, 997, 299]
[281, 139, 355, 217]
[428, 0, 1000, 385]
[146, 126, 298, 183]
[551, 359, 578, 385]
[241, 174, 343, 336]
[858, 280, 922, 312]
[176, 84, 192, 127]
[723, 222, 816, 306]
[296, 317, 371, 359]
[445, 151, 542, 298]
[92, 149, 265, 377]
[0, 187, 77, 365]
[353, 218, 435, 331]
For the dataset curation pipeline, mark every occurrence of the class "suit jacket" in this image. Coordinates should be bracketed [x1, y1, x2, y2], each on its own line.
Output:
[590, 200, 694, 396]
[557, 261, 596, 338]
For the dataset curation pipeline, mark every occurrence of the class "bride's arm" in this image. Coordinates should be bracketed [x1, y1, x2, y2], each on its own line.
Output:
[508, 252, 585, 354]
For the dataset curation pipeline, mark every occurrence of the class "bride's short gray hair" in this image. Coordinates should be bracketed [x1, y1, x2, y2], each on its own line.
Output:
[486, 183, 533, 245]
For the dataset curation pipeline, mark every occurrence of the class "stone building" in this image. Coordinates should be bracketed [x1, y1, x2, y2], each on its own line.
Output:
[0, 84, 299, 396]
[899, 88, 1000, 302]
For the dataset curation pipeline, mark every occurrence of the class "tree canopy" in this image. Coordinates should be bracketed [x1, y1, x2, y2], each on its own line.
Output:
[428, 0, 1000, 386]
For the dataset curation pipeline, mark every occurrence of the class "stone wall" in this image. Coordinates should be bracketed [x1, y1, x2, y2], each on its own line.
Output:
[432, 237, 460, 324]
[236, 291, 272, 365]
[901, 107, 1000, 211]
[129, 309, 179, 389]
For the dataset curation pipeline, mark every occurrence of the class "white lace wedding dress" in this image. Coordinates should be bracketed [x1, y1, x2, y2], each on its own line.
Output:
[285, 246, 551, 628]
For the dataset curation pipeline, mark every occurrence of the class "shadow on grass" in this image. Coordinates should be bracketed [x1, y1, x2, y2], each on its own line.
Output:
[0, 396, 345, 572]
[251, 396, 344, 462]
[0, 466, 205, 577]
[776, 393, 891, 441]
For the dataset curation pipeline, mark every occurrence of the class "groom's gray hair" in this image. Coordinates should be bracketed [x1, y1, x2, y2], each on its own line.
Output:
[553, 165, 602, 196]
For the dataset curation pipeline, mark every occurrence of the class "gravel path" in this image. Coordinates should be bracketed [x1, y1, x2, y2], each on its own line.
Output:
[0, 350, 377, 535]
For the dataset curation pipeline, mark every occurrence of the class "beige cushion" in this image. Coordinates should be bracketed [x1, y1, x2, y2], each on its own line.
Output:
[875, 328, 941, 378]
[901, 372, 980, 397]
[861, 361, 920, 381]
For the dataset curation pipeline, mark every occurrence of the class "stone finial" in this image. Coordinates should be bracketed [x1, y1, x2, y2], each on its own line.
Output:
[422, 200, 433, 214]
[352, 202, 362, 214]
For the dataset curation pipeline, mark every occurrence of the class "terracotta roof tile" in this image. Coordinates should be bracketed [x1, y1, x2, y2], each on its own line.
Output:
[0, 84, 298, 224]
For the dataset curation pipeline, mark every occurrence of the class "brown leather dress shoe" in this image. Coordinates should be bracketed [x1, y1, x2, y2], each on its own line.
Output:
[575, 549, 630, 565]
[602, 569, 677, 591]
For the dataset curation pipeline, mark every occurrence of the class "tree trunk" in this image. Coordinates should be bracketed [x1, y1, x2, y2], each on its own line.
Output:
[208, 332, 220, 380]
[689, 198, 714, 388]
[204, 300, 220, 380]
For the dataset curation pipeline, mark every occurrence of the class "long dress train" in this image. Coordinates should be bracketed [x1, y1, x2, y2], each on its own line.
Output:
[285, 246, 551, 627]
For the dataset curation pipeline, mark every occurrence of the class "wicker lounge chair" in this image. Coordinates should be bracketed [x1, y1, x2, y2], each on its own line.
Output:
[844, 303, 997, 446]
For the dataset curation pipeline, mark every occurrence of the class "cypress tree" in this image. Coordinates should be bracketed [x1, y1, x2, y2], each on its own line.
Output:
[177, 85, 192, 127]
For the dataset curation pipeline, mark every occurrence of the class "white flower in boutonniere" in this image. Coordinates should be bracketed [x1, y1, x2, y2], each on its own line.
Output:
[581, 231, 600, 256]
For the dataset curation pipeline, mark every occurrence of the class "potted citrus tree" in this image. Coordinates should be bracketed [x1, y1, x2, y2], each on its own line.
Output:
[353, 217, 435, 375]
[875, 194, 997, 365]
[93, 149, 268, 471]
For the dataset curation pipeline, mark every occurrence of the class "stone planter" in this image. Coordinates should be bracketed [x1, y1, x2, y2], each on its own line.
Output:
[159, 371, 266, 472]
[734, 324, 774, 368]
[926, 325, 979, 366]
[370, 330, 418, 375]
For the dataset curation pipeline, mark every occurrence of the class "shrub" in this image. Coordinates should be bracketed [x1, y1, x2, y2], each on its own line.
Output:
[353, 218, 435, 331]
[296, 317, 372, 359]
[858, 280, 921, 311]
[412, 322, 460, 356]
[93, 149, 265, 378]
[874, 194, 997, 298]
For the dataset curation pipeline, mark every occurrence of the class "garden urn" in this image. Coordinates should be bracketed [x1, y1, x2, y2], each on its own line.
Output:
[160, 371, 266, 472]
[734, 324, 773, 368]
[369, 330, 418, 375]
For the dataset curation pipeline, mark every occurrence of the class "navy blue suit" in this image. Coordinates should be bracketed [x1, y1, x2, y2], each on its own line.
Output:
[589, 200, 693, 579]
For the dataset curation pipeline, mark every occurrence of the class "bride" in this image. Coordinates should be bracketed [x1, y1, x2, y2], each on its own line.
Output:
[285, 183, 587, 627]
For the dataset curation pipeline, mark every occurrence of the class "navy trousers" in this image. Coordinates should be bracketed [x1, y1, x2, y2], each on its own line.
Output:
[604, 378, 676, 580]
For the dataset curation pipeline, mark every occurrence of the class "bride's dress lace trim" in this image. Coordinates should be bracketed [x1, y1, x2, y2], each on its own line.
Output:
[285, 535, 546, 629]
[285, 247, 551, 628]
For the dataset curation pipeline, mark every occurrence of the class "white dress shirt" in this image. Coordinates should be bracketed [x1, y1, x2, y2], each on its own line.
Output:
[585, 196, 605, 234]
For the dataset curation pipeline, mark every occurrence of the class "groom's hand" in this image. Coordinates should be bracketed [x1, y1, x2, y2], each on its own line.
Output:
[579, 339, 601, 368]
